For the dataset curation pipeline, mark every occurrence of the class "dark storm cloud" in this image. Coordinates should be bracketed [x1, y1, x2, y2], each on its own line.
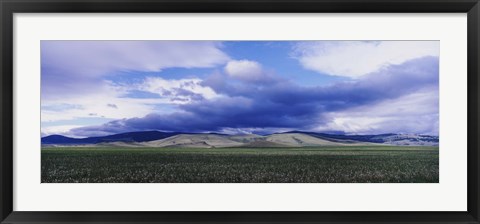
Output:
[69, 56, 438, 136]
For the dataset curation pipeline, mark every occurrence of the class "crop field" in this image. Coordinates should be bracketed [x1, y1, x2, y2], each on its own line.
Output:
[41, 146, 439, 183]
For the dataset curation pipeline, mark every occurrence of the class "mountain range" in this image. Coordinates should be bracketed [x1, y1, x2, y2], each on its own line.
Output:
[41, 131, 439, 148]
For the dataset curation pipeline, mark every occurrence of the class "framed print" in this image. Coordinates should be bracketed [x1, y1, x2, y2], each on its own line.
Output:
[1, 0, 479, 223]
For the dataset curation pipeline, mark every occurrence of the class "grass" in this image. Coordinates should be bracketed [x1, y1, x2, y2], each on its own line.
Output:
[41, 146, 439, 183]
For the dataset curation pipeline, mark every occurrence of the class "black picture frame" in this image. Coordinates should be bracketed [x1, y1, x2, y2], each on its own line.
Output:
[1, 0, 479, 223]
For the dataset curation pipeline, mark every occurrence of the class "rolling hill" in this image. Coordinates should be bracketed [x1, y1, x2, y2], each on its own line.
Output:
[284, 131, 439, 146]
[265, 133, 356, 147]
[143, 134, 244, 148]
[41, 131, 182, 145]
[41, 130, 439, 147]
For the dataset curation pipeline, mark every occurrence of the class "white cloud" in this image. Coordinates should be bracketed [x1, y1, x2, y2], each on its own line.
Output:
[41, 82, 162, 122]
[41, 41, 230, 101]
[42, 41, 230, 77]
[41, 76, 221, 123]
[314, 88, 439, 135]
[41, 96, 160, 122]
[41, 41, 231, 132]
[224, 60, 264, 81]
[139, 77, 220, 103]
[292, 41, 439, 78]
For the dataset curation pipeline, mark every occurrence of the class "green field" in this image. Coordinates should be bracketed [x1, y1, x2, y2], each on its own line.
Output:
[41, 146, 439, 183]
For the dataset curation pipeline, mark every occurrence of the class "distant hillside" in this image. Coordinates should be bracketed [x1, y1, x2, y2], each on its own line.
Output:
[42, 130, 439, 147]
[41, 135, 86, 144]
[285, 131, 439, 146]
[143, 133, 360, 148]
[265, 133, 356, 147]
[41, 131, 181, 144]
[144, 134, 244, 148]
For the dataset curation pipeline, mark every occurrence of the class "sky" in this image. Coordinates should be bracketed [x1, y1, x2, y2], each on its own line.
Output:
[41, 41, 439, 138]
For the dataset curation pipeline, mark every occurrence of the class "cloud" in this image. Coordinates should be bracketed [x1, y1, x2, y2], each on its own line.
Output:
[224, 60, 264, 81]
[41, 41, 230, 124]
[137, 77, 220, 104]
[41, 76, 222, 123]
[68, 95, 323, 137]
[292, 41, 439, 78]
[41, 125, 84, 138]
[41, 81, 163, 122]
[107, 104, 118, 109]
[209, 56, 438, 110]
[315, 88, 439, 135]
[68, 56, 439, 136]
[41, 41, 230, 100]
[222, 60, 279, 84]
[41, 96, 158, 122]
